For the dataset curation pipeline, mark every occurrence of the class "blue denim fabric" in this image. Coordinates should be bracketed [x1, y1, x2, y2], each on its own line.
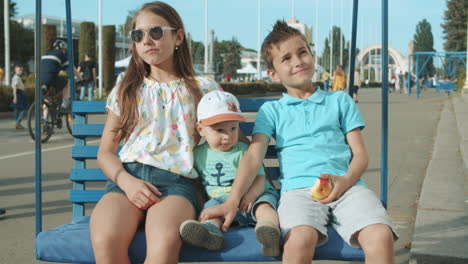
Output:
[79, 81, 94, 101]
[10, 90, 28, 122]
[105, 162, 198, 211]
[203, 187, 279, 227]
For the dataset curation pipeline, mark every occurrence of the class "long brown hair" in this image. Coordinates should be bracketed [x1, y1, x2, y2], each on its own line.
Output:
[114, 1, 202, 142]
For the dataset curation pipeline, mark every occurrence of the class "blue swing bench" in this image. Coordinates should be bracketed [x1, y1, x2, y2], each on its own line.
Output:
[35, 98, 366, 263]
[436, 81, 455, 95]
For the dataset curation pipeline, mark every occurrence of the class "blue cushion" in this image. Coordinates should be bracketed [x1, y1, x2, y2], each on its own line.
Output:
[36, 216, 364, 263]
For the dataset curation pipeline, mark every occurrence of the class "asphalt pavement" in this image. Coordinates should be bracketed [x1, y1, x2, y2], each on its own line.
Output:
[0, 87, 466, 264]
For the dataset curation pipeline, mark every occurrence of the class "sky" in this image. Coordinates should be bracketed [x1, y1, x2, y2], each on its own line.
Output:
[13, 0, 447, 57]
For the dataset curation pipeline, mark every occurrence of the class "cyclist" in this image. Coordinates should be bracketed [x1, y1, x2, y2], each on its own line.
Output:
[40, 39, 81, 110]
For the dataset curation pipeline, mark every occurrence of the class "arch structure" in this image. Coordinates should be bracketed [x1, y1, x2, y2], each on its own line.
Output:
[355, 43, 408, 82]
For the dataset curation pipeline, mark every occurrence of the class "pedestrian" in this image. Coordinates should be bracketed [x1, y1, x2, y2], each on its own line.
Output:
[179, 90, 281, 256]
[395, 71, 401, 93]
[332, 64, 346, 91]
[322, 70, 330, 91]
[0, 67, 4, 84]
[89, 2, 223, 263]
[397, 71, 404, 93]
[389, 74, 396, 93]
[77, 54, 97, 101]
[352, 68, 361, 103]
[201, 20, 398, 263]
[9, 65, 29, 130]
[432, 74, 438, 87]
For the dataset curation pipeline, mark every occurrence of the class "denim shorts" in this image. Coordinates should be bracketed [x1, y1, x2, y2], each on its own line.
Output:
[105, 162, 198, 212]
[203, 187, 279, 227]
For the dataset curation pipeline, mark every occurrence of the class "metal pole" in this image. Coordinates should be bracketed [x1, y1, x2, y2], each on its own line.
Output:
[340, 0, 343, 66]
[291, 0, 295, 18]
[98, 0, 103, 98]
[257, 0, 261, 80]
[204, 0, 208, 74]
[381, 0, 389, 208]
[408, 54, 411, 96]
[65, 0, 75, 102]
[360, 15, 363, 79]
[464, 20, 468, 91]
[34, 0, 43, 236]
[348, 0, 358, 97]
[4, 0, 10, 85]
[416, 55, 420, 98]
[315, 0, 319, 71]
[330, 0, 334, 75]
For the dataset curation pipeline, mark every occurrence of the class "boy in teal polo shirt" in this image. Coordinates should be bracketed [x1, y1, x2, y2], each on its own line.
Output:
[179, 90, 281, 257]
[201, 21, 398, 263]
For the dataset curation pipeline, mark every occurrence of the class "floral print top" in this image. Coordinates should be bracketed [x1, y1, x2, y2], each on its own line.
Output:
[106, 76, 221, 179]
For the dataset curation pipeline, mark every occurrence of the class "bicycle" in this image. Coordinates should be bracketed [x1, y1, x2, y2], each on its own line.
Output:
[27, 85, 74, 143]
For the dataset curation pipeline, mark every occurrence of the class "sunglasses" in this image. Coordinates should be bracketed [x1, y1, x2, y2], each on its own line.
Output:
[130, 26, 177, 43]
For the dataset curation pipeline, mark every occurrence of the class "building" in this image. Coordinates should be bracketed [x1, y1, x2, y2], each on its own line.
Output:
[236, 50, 268, 81]
[356, 44, 408, 82]
[287, 17, 313, 48]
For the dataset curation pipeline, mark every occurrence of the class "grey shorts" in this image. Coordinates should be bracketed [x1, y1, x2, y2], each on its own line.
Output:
[105, 162, 198, 212]
[203, 187, 279, 227]
[278, 185, 398, 248]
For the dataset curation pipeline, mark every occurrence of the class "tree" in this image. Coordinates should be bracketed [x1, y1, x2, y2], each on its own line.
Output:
[218, 39, 241, 78]
[79, 22, 96, 62]
[441, 0, 467, 52]
[321, 26, 349, 72]
[1, 1, 34, 66]
[10, 20, 34, 65]
[103, 25, 116, 92]
[190, 39, 204, 65]
[41, 24, 56, 55]
[412, 19, 436, 76]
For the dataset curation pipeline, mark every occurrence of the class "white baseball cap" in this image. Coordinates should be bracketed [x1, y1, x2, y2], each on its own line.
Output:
[197, 90, 245, 126]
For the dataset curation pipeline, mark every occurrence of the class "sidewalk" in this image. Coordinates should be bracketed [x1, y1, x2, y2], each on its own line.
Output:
[410, 92, 468, 263]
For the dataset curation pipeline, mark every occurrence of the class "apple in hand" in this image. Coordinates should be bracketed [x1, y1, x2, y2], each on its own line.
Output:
[310, 177, 333, 200]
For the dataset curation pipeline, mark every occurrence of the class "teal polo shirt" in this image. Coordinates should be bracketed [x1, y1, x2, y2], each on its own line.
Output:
[253, 89, 366, 194]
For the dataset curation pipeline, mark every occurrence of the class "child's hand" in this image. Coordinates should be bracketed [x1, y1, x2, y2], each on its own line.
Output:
[199, 200, 238, 232]
[239, 193, 257, 213]
[319, 173, 354, 204]
[122, 177, 162, 210]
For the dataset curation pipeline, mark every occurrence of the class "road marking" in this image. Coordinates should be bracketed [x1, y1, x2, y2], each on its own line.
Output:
[0, 139, 100, 160]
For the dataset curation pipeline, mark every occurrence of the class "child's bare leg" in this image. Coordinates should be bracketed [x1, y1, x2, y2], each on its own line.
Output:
[254, 202, 281, 257]
[254, 202, 279, 226]
[357, 223, 395, 264]
[283, 225, 319, 263]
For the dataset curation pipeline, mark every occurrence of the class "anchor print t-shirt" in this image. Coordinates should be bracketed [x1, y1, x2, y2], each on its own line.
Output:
[194, 142, 265, 198]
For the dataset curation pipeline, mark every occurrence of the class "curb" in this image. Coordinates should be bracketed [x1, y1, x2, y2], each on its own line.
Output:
[409, 96, 468, 263]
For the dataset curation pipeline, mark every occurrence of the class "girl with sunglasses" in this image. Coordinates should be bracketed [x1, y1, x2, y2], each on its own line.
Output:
[89, 2, 222, 263]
